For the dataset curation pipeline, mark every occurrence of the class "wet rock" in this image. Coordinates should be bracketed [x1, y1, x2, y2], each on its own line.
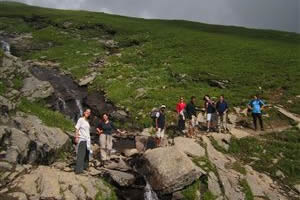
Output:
[141, 146, 203, 194]
[21, 76, 54, 101]
[173, 137, 205, 157]
[106, 169, 135, 187]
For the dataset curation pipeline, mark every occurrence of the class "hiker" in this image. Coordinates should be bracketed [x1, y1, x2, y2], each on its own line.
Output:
[176, 96, 186, 133]
[74, 108, 92, 174]
[97, 113, 125, 163]
[204, 95, 216, 132]
[186, 96, 198, 137]
[216, 95, 229, 133]
[155, 105, 166, 147]
[248, 95, 265, 131]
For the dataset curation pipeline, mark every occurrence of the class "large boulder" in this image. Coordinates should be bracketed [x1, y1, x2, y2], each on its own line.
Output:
[141, 146, 203, 194]
[173, 137, 205, 157]
[0, 114, 69, 164]
[8, 166, 114, 200]
[21, 76, 54, 101]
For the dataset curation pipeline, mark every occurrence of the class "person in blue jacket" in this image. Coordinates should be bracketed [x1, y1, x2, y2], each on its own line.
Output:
[248, 95, 265, 131]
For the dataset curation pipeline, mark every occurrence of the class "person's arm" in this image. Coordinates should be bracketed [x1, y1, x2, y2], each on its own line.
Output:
[260, 100, 265, 110]
[247, 101, 252, 110]
[224, 102, 229, 113]
[176, 103, 180, 114]
[74, 119, 81, 144]
[111, 122, 126, 134]
[96, 122, 103, 135]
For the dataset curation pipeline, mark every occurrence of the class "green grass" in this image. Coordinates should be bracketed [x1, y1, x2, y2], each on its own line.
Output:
[202, 191, 216, 200]
[95, 179, 118, 200]
[0, 1, 299, 127]
[240, 179, 254, 200]
[228, 127, 300, 186]
[18, 98, 74, 132]
[182, 180, 201, 200]
[192, 156, 217, 174]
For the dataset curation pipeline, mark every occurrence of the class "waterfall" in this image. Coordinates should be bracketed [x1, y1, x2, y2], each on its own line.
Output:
[57, 97, 67, 111]
[144, 180, 159, 200]
[75, 99, 83, 117]
[0, 40, 10, 54]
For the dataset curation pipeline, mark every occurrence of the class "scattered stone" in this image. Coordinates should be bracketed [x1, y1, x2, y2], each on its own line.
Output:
[0, 161, 13, 170]
[173, 137, 205, 157]
[135, 88, 147, 99]
[275, 170, 285, 178]
[78, 72, 97, 86]
[122, 148, 139, 157]
[275, 106, 300, 123]
[209, 80, 227, 89]
[294, 184, 300, 194]
[9, 192, 28, 200]
[141, 146, 203, 194]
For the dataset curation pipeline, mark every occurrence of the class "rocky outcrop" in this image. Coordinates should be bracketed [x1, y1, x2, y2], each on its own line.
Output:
[7, 166, 114, 200]
[21, 76, 54, 101]
[0, 113, 69, 164]
[141, 146, 203, 194]
[173, 137, 205, 157]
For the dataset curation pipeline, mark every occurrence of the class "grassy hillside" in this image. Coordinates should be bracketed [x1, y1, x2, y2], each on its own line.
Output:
[0, 1, 299, 127]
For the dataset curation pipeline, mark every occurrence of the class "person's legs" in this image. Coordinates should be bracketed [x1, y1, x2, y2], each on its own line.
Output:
[156, 128, 162, 146]
[107, 134, 113, 160]
[83, 147, 89, 170]
[252, 113, 258, 131]
[99, 134, 107, 161]
[207, 113, 212, 132]
[75, 141, 87, 174]
[257, 113, 264, 130]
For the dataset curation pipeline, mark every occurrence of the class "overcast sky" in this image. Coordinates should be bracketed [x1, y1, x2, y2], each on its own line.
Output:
[4, 0, 300, 33]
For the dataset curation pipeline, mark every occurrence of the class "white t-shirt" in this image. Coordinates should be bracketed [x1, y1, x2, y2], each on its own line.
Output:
[156, 112, 160, 118]
[75, 117, 90, 141]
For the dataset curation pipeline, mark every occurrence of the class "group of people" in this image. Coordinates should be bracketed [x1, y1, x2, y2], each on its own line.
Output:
[73, 94, 265, 173]
[153, 94, 265, 145]
[74, 110, 125, 174]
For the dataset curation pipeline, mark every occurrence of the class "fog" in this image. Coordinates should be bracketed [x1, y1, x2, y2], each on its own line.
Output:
[3, 0, 300, 33]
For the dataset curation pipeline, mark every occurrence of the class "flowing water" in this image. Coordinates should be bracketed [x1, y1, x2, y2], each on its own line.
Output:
[75, 99, 84, 117]
[0, 40, 10, 54]
[144, 180, 159, 200]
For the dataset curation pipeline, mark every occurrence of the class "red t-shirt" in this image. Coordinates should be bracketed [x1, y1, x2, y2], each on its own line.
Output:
[176, 102, 186, 113]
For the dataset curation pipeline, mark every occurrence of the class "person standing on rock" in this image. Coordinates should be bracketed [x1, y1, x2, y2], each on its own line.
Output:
[97, 113, 125, 164]
[176, 96, 186, 133]
[186, 96, 199, 138]
[155, 105, 166, 147]
[74, 108, 92, 174]
[248, 95, 265, 131]
[216, 95, 229, 133]
[204, 95, 216, 132]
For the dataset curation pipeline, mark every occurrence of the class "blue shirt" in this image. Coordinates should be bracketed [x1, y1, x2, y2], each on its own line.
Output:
[249, 99, 264, 113]
[216, 101, 228, 113]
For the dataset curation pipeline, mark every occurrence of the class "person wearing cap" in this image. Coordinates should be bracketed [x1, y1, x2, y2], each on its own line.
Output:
[155, 105, 166, 147]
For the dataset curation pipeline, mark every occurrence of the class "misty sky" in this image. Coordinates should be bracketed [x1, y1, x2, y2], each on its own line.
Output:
[4, 0, 300, 33]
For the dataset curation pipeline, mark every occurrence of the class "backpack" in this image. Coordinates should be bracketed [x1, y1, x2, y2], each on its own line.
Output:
[150, 108, 159, 119]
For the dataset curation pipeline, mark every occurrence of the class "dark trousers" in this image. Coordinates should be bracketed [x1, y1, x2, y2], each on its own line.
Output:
[252, 113, 263, 130]
[178, 115, 185, 132]
[75, 141, 89, 174]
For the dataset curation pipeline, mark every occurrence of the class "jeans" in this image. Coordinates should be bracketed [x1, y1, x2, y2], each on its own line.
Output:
[252, 113, 263, 130]
[75, 141, 89, 174]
